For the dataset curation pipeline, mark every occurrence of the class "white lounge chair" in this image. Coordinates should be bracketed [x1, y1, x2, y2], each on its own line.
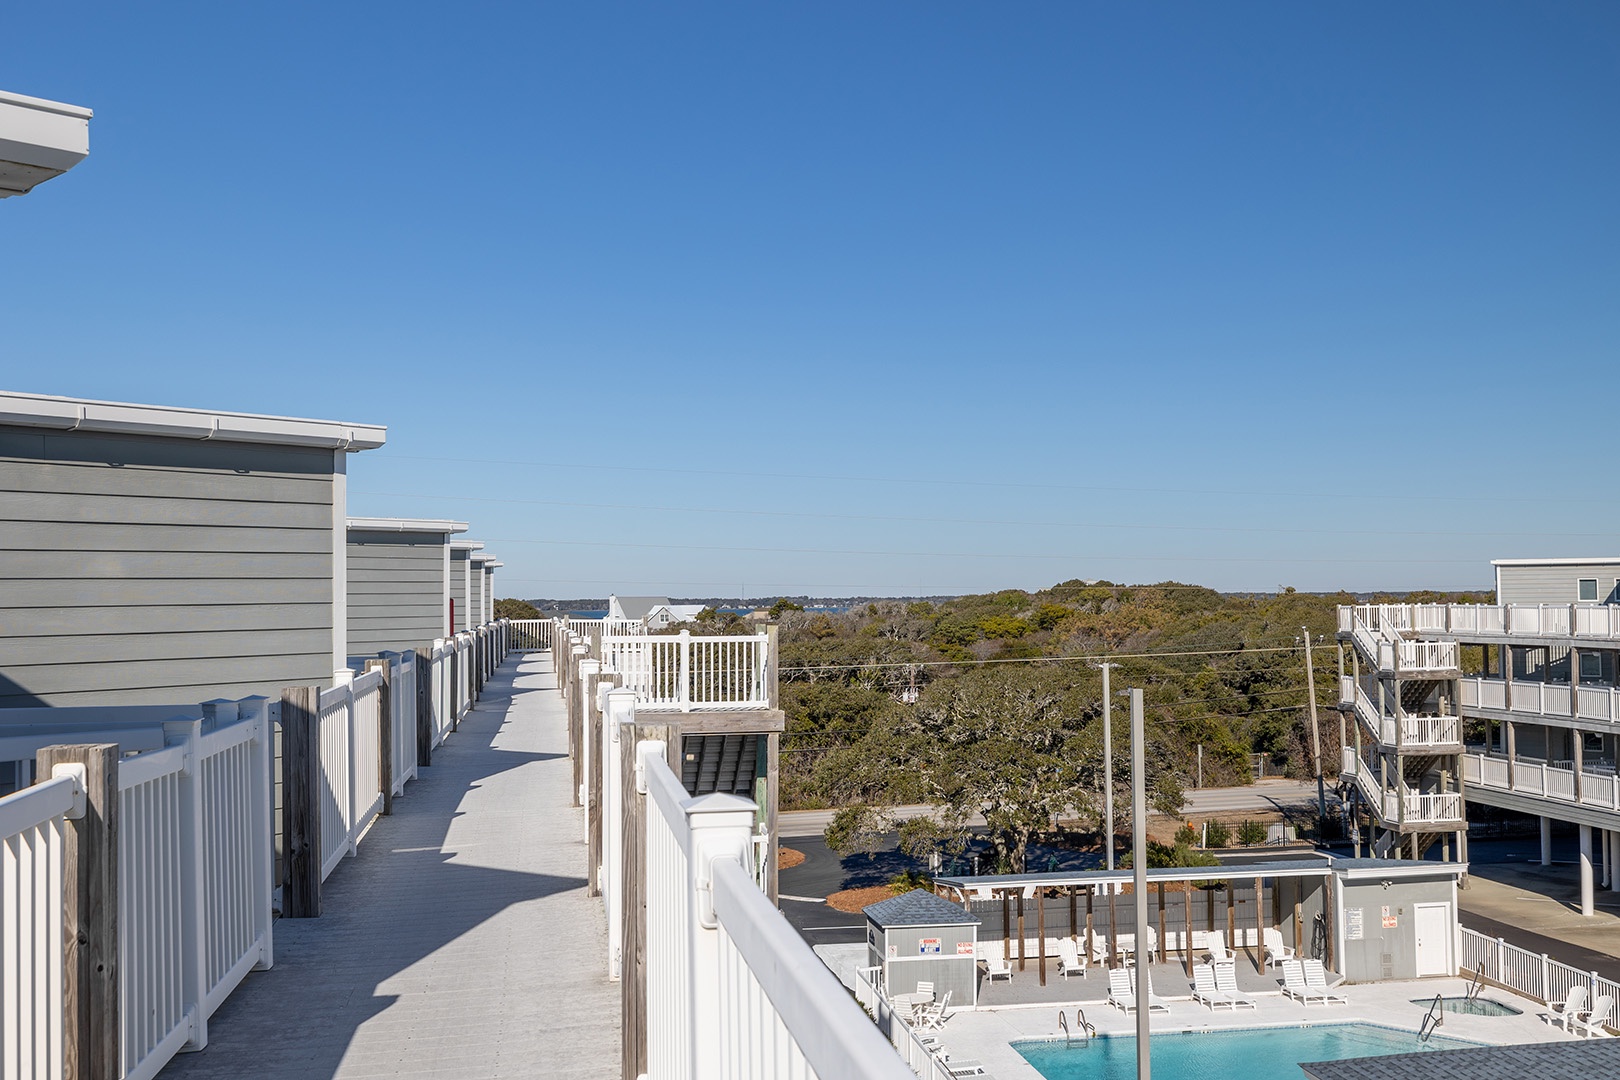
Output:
[1192, 963, 1235, 1011]
[981, 948, 1013, 982]
[1110, 967, 1170, 1013]
[1549, 985, 1589, 1032]
[1057, 938, 1087, 980]
[1262, 927, 1296, 970]
[1281, 959, 1327, 1005]
[1214, 961, 1257, 1009]
[1302, 959, 1347, 1005]
[1205, 930, 1231, 965]
[1143, 968, 1172, 1012]
[1573, 995, 1614, 1039]
[941, 1059, 991, 1078]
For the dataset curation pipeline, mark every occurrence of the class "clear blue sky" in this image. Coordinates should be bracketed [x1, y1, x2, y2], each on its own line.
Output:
[4, 3, 1616, 599]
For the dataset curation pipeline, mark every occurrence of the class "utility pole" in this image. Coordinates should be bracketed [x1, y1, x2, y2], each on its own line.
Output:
[1302, 626, 1326, 824]
[1197, 744, 1203, 790]
[1130, 687, 1151, 1080]
[1098, 662, 1117, 871]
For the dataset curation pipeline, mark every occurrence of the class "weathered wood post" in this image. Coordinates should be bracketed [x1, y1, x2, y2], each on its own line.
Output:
[367, 658, 394, 815]
[281, 685, 323, 918]
[1036, 887, 1047, 986]
[586, 671, 621, 899]
[35, 743, 119, 1080]
[620, 721, 678, 1080]
[415, 645, 433, 768]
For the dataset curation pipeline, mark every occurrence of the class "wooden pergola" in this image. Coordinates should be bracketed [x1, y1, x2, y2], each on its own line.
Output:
[933, 858, 1339, 987]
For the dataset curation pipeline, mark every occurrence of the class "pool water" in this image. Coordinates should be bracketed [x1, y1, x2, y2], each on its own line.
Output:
[1410, 996, 1522, 1016]
[1014, 1023, 1478, 1080]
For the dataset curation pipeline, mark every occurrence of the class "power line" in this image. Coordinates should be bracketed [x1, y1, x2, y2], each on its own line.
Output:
[777, 639, 1341, 673]
[470, 534, 1482, 566]
[369, 453, 1588, 508]
[349, 488, 1611, 543]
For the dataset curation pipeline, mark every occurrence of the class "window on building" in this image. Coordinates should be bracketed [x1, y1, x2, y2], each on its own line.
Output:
[1580, 652, 1603, 682]
[1579, 578, 1599, 601]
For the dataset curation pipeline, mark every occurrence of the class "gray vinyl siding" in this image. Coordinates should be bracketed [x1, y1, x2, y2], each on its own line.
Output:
[0, 426, 335, 708]
[484, 568, 496, 621]
[1497, 563, 1620, 605]
[470, 566, 485, 627]
[450, 550, 471, 633]
[346, 529, 447, 655]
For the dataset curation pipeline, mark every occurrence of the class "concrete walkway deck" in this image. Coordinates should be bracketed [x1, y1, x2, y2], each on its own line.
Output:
[162, 652, 619, 1080]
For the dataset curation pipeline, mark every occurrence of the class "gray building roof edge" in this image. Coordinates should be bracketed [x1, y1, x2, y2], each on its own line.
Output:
[863, 889, 983, 929]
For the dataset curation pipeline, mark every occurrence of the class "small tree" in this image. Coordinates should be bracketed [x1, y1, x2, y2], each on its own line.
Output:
[1173, 824, 1198, 847]
[1205, 820, 1231, 848]
[1237, 819, 1268, 846]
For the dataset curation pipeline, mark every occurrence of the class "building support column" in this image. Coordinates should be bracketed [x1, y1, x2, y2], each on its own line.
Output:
[1611, 831, 1620, 894]
[1603, 828, 1612, 890]
[1579, 825, 1595, 917]
[1541, 816, 1553, 866]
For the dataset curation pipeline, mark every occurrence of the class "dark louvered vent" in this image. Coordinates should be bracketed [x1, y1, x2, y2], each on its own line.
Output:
[680, 734, 761, 797]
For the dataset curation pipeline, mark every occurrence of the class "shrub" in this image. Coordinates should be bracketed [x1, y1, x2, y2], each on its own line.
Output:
[1173, 824, 1198, 847]
[1205, 820, 1231, 848]
[1237, 819, 1268, 846]
[888, 869, 934, 894]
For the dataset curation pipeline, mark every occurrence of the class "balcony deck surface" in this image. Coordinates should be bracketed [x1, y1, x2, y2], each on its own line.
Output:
[161, 652, 619, 1079]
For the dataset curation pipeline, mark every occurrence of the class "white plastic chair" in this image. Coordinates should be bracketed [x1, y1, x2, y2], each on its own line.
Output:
[1262, 927, 1296, 970]
[1550, 985, 1588, 1032]
[1573, 995, 1614, 1039]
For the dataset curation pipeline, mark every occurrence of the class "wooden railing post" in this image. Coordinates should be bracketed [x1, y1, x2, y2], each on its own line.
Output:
[415, 646, 434, 767]
[621, 723, 678, 1080]
[367, 659, 394, 815]
[35, 742, 119, 1079]
[281, 685, 322, 918]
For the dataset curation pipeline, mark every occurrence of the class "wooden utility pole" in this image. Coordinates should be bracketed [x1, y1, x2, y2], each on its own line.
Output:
[1302, 627, 1326, 823]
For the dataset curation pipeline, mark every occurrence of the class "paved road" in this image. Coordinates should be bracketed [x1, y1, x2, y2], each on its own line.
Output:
[780, 780, 1336, 840]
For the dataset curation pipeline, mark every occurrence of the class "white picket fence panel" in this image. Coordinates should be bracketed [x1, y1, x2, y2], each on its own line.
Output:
[639, 740, 911, 1080]
[120, 703, 273, 1080]
[1460, 926, 1619, 1034]
[316, 670, 385, 883]
[0, 773, 76, 1080]
[509, 619, 553, 650]
[601, 632, 770, 712]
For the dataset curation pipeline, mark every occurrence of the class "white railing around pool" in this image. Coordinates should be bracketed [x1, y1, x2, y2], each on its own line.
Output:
[640, 740, 911, 1080]
[1460, 926, 1619, 1034]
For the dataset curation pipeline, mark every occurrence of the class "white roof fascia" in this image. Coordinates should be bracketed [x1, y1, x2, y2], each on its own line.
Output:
[347, 516, 469, 535]
[0, 90, 91, 197]
[1490, 557, 1620, 567]
[449, 540, 485, 553]
[0, 390, 386, 451]
[1333, 863, 1467, 882]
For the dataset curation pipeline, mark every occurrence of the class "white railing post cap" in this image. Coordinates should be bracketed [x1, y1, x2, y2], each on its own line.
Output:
[50, 762, 88, 819]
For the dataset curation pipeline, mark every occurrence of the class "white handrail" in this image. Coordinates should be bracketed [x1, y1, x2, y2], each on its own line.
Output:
[0, 774, 76, 1080]
[1461, 926, 1619, 1034]
[639, 740, 912, 1080]
[601, 631, 770, 712]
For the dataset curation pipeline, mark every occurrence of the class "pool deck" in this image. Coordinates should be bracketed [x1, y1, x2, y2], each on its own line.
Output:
[932, 975, 1585, 1079]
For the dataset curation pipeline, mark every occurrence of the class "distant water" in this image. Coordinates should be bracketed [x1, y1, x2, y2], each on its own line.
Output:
[569, 610, 608, 619]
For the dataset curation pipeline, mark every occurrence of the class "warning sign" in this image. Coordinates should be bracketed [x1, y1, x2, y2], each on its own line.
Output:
[1346, 908, 1364, 940]
[1381, 905, 1397, 930]
[919, 938, 941, 955]
[956, 942, 975, 956]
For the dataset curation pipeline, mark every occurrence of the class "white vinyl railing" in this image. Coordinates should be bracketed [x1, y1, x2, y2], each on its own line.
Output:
[1461, 927, 1619, 1034]
[0, 772, 76, 1080]
[853, 966, 960, 1080]
[640, 740, 911, 1080]
[1342, 609, 1458, 673]
[1346, 680, 1459, 747]
[317, 669, 386, 883]
[566, 617, 645, 639]
[1459, 675, 1620, 724]
[601, 631, 770, 712]
[509, 619, 553, 651]
[1345, 753, 1463, 825]
[1342, 602, 1620, 642]
[1462, 751, 1620, 811]
[120, 704, 274, 1080]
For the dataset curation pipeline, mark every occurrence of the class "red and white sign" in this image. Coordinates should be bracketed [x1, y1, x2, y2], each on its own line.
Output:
[956, 942, 975, 955]
[919, 938, 941, 955]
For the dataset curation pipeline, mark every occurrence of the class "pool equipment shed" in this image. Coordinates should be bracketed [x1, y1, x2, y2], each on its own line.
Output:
[864, 889, 981, 1006]
[1331, 859, 1464, 982]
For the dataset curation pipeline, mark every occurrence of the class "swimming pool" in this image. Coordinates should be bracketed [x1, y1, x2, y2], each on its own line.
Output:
[1014, 1023, 1479, 1080]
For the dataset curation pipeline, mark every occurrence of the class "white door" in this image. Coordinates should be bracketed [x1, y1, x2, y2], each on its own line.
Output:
[1413, 903, 1451, 976]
